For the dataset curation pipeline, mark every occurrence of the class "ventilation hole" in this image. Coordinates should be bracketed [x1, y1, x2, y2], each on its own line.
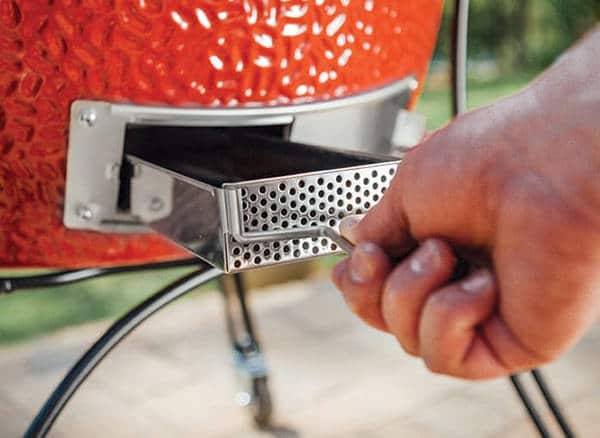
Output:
[249, 194, 257, 202]
[273, 242, 281, 249]
[302, 242, 310, 250]
[242, 201, 248, 210]
[292, 239, 300, 245]
[371, 170, 378, 177]
[283, 245, 291, 253]
[318, 190, 325, 197]
[336, 175, 342, 183]
[234, 260, 242, 268]
[274, 253, 281, 261]
[259, 186, 266, 194]
[381, 175, 387, 183]
[356, 197, 362, 204]
[327, 182, 334, 190]
[244, 252, 251, 260]
[328, 207, 335, 215]
[289, 188, 297, 195]
[320, 238, 328, 247]
[293, 249, 301, 257]
[260, 199, 268, 206]
[338, 212, 345, 219]
[251, 219, 259, 227]
[346, 204, 353, 212]
[345, 180, 352, 188]
[355, 185, 361, 193]
[389, 168, 395, 175]
[329, 219, 337, 226]
[317, 177, 324, 185]
[254, 256, 262, 264]
[299, 193, 306, 201]
[281, 208, 288, 216]
[356, 209, 363, 215]
[263, 249, 271, 257]
[365, 202, 371, 209]
[331, 243, 338, 251]
[382, 187, 387, 193]
[337, 200, 344, 207]
[312, 247, 319, 255]
[290, 213, 298, 220]
[290, 200, 297, 208]
[373, 182, 379, 190]
[279, 196, 287, 204]
[270, 204, 277, 212]
[354, 172, 360, 180]
[328, 195, 335, 202]
[309, 210, 316, 218]
[336, 188, 343, 195]
[271, 216, 278, 223]
[299, 205, 307, 213]
[373, 194, 380, 201]
[345, 193, 352, 200]
[260, 211, 268, 219]
[269, 191, 277, 199]
[363, 178, 370, 185]
[309, 198, 316, 205]
[319, 202, 326, 210]
[308, 185, 315, 193]
[278, 183, 286, 191]
[243, 214, 249, 222]
[261, 224, 269, 231]
[232, 247, 241, 256]
[241, 188, 248, 198]
[364, 189, 370, 197]
[300, 218, 308, 225]
[298, 180, 306, 188]
[281, 220, 289, 228]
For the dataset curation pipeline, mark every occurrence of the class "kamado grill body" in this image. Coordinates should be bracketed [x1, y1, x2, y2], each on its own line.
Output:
[0, 0, 443, 268]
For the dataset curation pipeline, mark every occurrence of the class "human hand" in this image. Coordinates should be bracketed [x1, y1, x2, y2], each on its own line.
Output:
[332, 26, 600, 379]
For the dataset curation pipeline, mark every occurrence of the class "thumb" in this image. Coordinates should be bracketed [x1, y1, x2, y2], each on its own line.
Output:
[339, 174, 416, 256]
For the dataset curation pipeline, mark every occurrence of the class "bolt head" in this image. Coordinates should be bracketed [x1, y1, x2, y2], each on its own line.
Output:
[76, 205, 94, 221]
[149, 197, 164, 212]
[78, 109, 97, 127]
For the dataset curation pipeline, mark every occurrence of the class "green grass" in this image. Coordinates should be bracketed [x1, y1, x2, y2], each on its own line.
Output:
[416, 70, 539, 130]
[0, 71, 540, 345]
[0, 267, 215, 344]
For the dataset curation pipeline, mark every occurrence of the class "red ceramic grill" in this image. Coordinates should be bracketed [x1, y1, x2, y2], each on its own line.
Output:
[0, 0, 443, 268]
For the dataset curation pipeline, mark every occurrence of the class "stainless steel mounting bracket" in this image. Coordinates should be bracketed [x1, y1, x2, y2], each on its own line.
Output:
[63, 77, 417, 234]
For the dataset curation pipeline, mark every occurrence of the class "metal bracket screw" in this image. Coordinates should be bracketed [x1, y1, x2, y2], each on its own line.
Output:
[149, 197, 165, 212]
[78, 109, 97, 127]
[76, 205, 95, 221]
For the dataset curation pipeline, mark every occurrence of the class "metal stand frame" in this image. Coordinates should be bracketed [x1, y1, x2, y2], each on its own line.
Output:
[20, 265, 221, 438]
[220, 274, 272, 427]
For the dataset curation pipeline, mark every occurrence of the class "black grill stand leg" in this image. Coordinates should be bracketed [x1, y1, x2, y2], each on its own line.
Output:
[220, 274, 273, 427]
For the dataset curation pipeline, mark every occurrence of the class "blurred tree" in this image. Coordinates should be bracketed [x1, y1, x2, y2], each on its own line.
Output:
[432, 0, 600, 72]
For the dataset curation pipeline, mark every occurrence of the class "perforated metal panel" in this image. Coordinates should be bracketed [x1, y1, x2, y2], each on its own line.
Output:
[225, 163, 397, 271]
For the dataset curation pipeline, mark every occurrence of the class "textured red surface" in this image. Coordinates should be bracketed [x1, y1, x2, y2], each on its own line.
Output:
[0, 0, 442, 268]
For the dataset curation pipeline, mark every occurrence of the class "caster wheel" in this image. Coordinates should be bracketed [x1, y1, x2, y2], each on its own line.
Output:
[251, 377, 273, 428]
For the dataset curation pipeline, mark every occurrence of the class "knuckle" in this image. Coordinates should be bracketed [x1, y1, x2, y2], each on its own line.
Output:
[423, 355, 447, 375]
[395, 336, 419, 357]
[426, 291, 455, 325]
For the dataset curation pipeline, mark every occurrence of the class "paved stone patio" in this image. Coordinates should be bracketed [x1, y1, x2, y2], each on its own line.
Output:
[1, 277, 599, 437]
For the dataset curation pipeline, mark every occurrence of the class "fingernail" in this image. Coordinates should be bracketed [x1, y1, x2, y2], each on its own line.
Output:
[339, 214, 364, 243]
[409, 240, 441, 274]
[461, 271, 492, 293]
[349, 242, 379, 284]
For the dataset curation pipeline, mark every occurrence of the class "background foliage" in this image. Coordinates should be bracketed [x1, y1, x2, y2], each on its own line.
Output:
[435, 0, 600, 70]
